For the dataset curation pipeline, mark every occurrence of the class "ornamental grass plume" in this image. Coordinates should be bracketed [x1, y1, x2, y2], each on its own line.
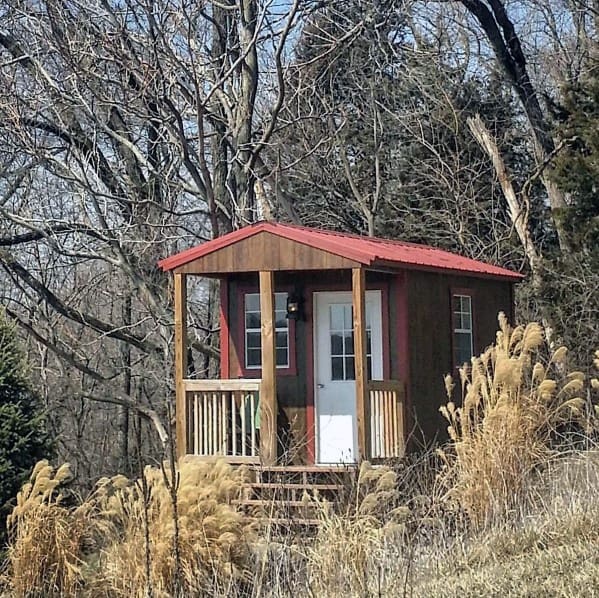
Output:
[3, 460, 95, 598]
[2, 458, 254, 597]
[439, 313, 597, 526]
[93, 458, 254, 597]
[307, 462, 410, 596]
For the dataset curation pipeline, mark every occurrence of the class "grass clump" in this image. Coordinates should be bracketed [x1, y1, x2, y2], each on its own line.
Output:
[306, 461, 411, 596]
[439, 312, 598, 525]
[3, 460, 95, 597]
[94, 458, 253, 597]
[1, 458, 253, 597]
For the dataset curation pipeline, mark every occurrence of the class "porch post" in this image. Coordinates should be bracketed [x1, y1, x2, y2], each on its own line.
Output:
[174, 272, 188, 459]
[352, 267, 370, 460]
[259, 270, 278, 465]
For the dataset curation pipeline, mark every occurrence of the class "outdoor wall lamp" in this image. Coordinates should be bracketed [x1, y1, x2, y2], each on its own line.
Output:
[286, 290, 304, 321]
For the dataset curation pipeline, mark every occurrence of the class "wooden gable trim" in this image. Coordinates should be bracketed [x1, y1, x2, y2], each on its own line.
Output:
[174, 231, 363, 275]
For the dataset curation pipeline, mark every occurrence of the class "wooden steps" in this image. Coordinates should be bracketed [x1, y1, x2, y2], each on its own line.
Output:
[238, 464, 354, 529]
[248, 482, 342, 491]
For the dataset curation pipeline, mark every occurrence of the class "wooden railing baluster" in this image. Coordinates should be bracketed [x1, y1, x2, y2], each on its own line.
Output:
[182, 379, 261, 462]
[367, 380, 405, 459]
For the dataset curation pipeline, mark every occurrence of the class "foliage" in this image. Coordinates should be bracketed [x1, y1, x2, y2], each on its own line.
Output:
[0, 313, 52, 548]
[438, 313, 598, 525]
[550, 63, 599, 253]
[3, 441, 599, 596]
[306, 462, 408, 596]
[94, 459, 253, 597]
[3, 461, 93, 597]
[274, 1, 528, 268]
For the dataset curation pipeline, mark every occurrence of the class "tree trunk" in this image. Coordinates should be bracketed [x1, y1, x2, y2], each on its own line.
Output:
[460, 0, 572, 253]
[467, 115, 542, 284]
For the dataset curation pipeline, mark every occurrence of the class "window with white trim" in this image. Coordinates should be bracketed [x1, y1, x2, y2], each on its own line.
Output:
[452, 294, 473, 366]
[244, 293, 289, 369]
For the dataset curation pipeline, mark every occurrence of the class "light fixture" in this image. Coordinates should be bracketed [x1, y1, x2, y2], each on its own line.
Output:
[286, 290, 304, 321]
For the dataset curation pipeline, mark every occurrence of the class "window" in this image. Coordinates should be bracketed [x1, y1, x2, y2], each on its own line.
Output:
[452, 294, 474, 367]
[329, 303, 372, 381]
[244, 293, 289, 369]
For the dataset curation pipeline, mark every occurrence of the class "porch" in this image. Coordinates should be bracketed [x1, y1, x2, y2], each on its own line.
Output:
[159, 222, 521, 464]
[181, 377, 405, 463]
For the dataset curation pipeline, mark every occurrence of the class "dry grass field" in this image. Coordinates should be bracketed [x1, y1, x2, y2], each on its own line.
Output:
[1, 318, 598, 597]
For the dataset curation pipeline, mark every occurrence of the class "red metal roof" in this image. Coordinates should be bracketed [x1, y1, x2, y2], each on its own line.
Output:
[158, 221, 524, 280]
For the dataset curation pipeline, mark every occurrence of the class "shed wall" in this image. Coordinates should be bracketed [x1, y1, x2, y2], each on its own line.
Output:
[405, 271, 514, 446]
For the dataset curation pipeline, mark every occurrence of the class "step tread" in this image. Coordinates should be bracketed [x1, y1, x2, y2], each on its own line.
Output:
[250, 465, 354, 473]
[265, 518, 321, 526]
[236, 499, 322, 507]
[244, 482, 344, 491]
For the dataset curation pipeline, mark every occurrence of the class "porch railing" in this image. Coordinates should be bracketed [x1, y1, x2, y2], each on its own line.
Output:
[368, 380, 405, 459]
[184, 379, 261, 462]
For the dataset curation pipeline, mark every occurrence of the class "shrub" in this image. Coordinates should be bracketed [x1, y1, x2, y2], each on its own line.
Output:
[306, 462, 410, 596]
[92, 458, 253, 597]
[3, 460, 94, 597]
[2, 458, 253, 597]
[0, 314, 52, 548]
[439, 312, 598, 525]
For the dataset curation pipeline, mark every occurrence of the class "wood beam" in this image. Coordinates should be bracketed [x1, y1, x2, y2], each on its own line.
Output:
[174, 272, 188, 459]
[259, 270, 278, 465]
[352, 267, 370, 460]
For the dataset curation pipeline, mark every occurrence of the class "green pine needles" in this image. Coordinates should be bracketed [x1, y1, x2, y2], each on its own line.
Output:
[0, 311, 52, 548]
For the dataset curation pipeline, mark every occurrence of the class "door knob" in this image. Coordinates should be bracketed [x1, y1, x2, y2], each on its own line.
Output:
[317, 383, 325, 389]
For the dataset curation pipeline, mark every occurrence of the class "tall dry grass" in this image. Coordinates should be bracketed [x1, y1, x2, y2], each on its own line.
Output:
[1, 458, 253, 597]
[438, 312, 598, 525]
[305, 461, 413, 596]
[93, 458, 253, 597]
[3, 316, 598, 597]
[3, 460, 97, 597]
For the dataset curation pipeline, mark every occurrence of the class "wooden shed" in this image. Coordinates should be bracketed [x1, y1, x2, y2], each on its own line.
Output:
[158, 222, 522, 466]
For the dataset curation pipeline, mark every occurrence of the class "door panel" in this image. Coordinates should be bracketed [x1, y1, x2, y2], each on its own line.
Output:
[314, 291, 383, 463]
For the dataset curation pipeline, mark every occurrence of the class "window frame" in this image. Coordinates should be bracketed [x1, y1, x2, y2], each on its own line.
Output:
[450, 288, 476, 370]
[237, 287, 297, 377]
[328, 301, 373, 381]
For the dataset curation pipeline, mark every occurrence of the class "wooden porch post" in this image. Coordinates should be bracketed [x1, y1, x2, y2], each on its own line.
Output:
[174, 272, 188, 459]
[259, 270, 278, 465]
[352, 267, 370, 460]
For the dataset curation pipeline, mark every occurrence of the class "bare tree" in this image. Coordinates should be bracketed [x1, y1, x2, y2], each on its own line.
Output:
[0, 0, 328, 480]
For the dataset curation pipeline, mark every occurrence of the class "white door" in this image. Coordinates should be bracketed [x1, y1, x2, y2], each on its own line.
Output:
[314, 291, 383, 464]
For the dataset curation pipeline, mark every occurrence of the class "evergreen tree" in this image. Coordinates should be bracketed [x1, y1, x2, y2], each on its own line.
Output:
[550, 66, 599, 254]
[0, 312, 52, 547]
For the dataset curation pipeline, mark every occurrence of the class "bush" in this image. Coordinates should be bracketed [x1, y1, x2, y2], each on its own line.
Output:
[0, 313, 52, 549]
[4, 461, 93, 597]
[1, 458, 253, 597]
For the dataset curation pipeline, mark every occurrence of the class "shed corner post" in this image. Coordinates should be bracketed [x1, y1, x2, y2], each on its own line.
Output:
[352, 267, 370, 461]
[259, 270, 278, 465]
[174, 272, 188, 460]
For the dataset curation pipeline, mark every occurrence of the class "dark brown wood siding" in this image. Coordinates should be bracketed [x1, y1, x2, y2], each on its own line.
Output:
[223, 268, 514, 459]
[227, 272, 311, 463]
[176, 231, 361, 275]
[405, 270, 514, 446]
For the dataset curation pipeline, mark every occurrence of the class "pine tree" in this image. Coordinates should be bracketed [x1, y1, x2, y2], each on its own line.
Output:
[0, 312, 52, 547]
[550, 65, 599, 254]
[272, 1, 529, 264]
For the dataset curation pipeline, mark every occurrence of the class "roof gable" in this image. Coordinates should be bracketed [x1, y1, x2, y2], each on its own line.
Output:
[169, 230, 362, 274]
[158, 221, 524, 281]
